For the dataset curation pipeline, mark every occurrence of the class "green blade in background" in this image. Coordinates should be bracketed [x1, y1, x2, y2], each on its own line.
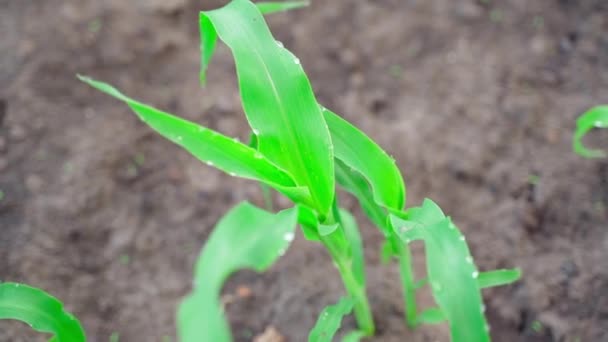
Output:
[573, 105, 608, 158]
[78, 75, 311, 205]
[200, 0, 335, 217]
[308, 297, 354, 342]
[324, 108, 406, 211]
[391, 199, 493, 342]
[178, 202, 298, 342]
[256, 1, 309, 14]
[478, 269, 521, 289]
[0, 283, 86, 342]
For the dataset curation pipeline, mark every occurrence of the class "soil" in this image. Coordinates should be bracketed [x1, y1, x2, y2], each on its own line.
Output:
[1, 0, 607, 341]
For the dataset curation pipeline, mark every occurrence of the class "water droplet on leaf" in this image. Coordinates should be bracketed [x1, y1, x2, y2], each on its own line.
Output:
[283, 232, 294, 242]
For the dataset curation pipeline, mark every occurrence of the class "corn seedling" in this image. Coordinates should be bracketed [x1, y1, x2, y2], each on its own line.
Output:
[0, 282, 86, 342]
[573, 105, 608, 158]
[2, 1, 521, 341]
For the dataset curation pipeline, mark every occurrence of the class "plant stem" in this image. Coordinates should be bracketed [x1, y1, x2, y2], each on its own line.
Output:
[320, 201, 375, 336]
[392, 236, 418, 327]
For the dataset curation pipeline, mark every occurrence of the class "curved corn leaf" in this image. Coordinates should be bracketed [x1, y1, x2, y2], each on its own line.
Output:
[256, 1, 309, 14]
[78, 75, 311, 205]
[573, 105, 608, 158]
[178, 202, 299, 342]
[0, 282, 86, 342]
[390, 199, 491, 342]
[200, 0, 334, 217]
[324, 108, 405, 212]
[308, 297, 354, 342]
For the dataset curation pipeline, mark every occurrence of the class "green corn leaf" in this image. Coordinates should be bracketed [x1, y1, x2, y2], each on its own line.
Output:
[324, 108, 405, 212]
[200, 1, 309, 84]
[380, 239, 394, 264]
[339, 209, 365, 287]
[0, 282, 86, 342]
[200, 0, 335, 217]
[415, 308, 446, 325]
[178, 202, 298, 342]
[573, 105, 608, 158]
[341, 331, 364, 342]
[319, 223, 340, 236]
[478, 269, 521, 289]
[335, 159, 386, 229]
[390, 199, 492, 342]
[256, 1, 309, 14]
[308, 297, 354, 342]
[78, 75, 311, 205]
[298, 205, 322, 241]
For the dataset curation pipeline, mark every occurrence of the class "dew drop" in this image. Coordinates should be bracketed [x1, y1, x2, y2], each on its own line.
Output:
[485, 324, 491, 332]
[294, 57, 301, 65]
[252, 128, 260, 135]
[448, 223, 456, 229]
[283, 232, 295, 242]
[275, 40, 284, 48]
[197, 127, 206, 132]
[233, 137, 240, 143]
[465, 256, 473, 264]
[206, 161, 214, 167]
[595, 120, 605, 127]
[254, 152, 263, 159]
[405, 238, 411, 243]
[472, 271, 479, 278]
[460, 235, 466, 241]
[229, 172, 236, 177]
[480, 304, 486, 313]
[176, 136, 183, 142]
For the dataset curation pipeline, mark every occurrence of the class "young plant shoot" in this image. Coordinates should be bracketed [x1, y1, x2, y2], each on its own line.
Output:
[2, 0, 521, 341]
[573, 105, 608, 158]
[0, 282, 86, 342]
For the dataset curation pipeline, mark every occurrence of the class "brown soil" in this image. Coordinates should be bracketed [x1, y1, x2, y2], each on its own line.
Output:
[1, 0, 607, 341]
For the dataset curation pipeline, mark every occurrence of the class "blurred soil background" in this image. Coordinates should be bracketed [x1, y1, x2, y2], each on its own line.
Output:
[1, 0, 608, 341]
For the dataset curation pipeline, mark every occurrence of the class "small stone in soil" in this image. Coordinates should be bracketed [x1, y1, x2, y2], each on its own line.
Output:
[236, 285, 252, 299]
[9, 125, 26, 141]
[253, 326, 285, 342]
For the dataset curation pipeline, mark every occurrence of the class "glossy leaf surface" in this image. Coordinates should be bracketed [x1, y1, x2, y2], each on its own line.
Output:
[200, 0, 334, 216]
[391, 199, 489, 342]
[324, 108, 405, 212]
[0, 283, 85, 342]
[78, 76, 310, 204]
